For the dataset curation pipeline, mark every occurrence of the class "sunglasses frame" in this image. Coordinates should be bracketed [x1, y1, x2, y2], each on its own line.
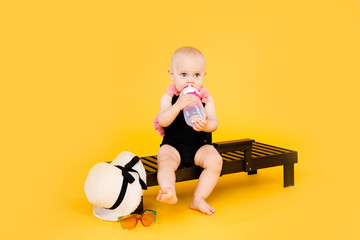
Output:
[118, 209, 157, 230]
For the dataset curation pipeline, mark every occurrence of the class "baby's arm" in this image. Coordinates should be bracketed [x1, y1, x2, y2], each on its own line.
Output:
[157, 93, 199, 127]
[193, 96, 218, 132]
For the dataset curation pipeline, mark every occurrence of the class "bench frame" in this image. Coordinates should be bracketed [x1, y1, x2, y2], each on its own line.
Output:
[142, 137, 298, 188]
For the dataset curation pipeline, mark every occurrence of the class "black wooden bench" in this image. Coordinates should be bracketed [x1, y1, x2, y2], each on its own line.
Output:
[140, 137, 298, 188]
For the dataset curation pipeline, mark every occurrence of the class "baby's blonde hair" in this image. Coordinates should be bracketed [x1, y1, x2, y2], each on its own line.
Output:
[171, 46, 205, 70]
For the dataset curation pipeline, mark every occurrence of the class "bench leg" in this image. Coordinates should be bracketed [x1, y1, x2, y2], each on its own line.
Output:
[283, 164, 294, 187]
[247, 170, 257, 175]
[132, 196, 144, 214]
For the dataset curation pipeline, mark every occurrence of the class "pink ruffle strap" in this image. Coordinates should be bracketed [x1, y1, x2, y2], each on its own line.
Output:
[166, 83, 180, 97]
[199, 86, 210, 104]
[153, 114, 165, 137]
[153, 83, 211, 136]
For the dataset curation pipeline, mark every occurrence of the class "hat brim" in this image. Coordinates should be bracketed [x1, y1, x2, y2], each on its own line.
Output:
[85, 151, 147, 222]
[92, 171, 144, 221]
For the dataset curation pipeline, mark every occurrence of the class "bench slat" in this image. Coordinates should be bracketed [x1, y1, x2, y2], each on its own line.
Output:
[253, 144, 287, 154]
[254, 142, 293, 153]
[141, 158, 158, 170]
[222, 155, 237, 162]
[252, 148, 279, 156]
[253, 152, 298, 169]
[143, 165, 157, 173]
[223, 152, 244, 160]
[222, 153, 242, 161]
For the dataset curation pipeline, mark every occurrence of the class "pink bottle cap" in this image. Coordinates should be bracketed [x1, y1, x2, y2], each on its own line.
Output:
[182, 84, 201, 99]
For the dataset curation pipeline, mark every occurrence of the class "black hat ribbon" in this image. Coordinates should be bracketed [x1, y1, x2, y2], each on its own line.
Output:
[107, 156, 147, 210]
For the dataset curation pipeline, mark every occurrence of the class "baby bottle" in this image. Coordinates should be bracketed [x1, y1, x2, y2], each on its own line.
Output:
[182, 83, 206, 127]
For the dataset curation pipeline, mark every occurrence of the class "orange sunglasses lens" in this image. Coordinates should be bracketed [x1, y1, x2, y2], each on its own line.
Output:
[141, 211, 156, 227]
[120, 215, 138, 230]
[119, 210, 156, 230]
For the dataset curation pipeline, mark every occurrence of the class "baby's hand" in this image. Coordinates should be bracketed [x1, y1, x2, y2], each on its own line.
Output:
[174, 93, 199, 110]
[193, 116, 208, 132]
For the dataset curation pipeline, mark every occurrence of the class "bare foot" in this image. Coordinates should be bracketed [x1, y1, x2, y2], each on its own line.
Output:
[156, 188, 178, 204]
[190, 197, 216, 215]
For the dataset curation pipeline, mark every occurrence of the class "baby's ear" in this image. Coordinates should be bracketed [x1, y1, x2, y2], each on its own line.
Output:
[168, 69, 174, 80]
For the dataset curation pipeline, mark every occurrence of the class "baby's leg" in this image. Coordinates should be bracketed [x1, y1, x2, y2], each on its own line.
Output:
[191, 145, 223, 215]
[156, 144, 181, 204]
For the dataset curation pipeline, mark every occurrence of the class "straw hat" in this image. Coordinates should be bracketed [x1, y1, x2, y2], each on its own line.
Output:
[84, 151, 147, 221]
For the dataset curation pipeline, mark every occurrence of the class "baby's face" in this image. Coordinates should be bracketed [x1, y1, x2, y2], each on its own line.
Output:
[169, 53, 206, 92]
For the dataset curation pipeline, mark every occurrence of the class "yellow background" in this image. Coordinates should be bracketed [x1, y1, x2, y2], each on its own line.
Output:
[1, 0, 359, 239]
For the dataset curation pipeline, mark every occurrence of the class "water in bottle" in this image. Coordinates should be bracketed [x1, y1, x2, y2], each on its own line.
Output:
[182, 84, 206, 127]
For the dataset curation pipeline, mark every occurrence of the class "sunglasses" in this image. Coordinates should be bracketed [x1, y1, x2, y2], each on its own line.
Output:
[118, 209, 157, 230]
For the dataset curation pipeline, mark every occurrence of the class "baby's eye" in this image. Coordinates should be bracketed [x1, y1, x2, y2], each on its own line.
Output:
[181, 73, 187, 77]
[194, 73, 200, 77]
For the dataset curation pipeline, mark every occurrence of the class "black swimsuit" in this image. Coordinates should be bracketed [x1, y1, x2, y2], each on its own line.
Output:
[160, 95, 209, 168]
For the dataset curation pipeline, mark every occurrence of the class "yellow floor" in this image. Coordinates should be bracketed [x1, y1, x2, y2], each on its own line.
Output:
[4, 143, 359, 240]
